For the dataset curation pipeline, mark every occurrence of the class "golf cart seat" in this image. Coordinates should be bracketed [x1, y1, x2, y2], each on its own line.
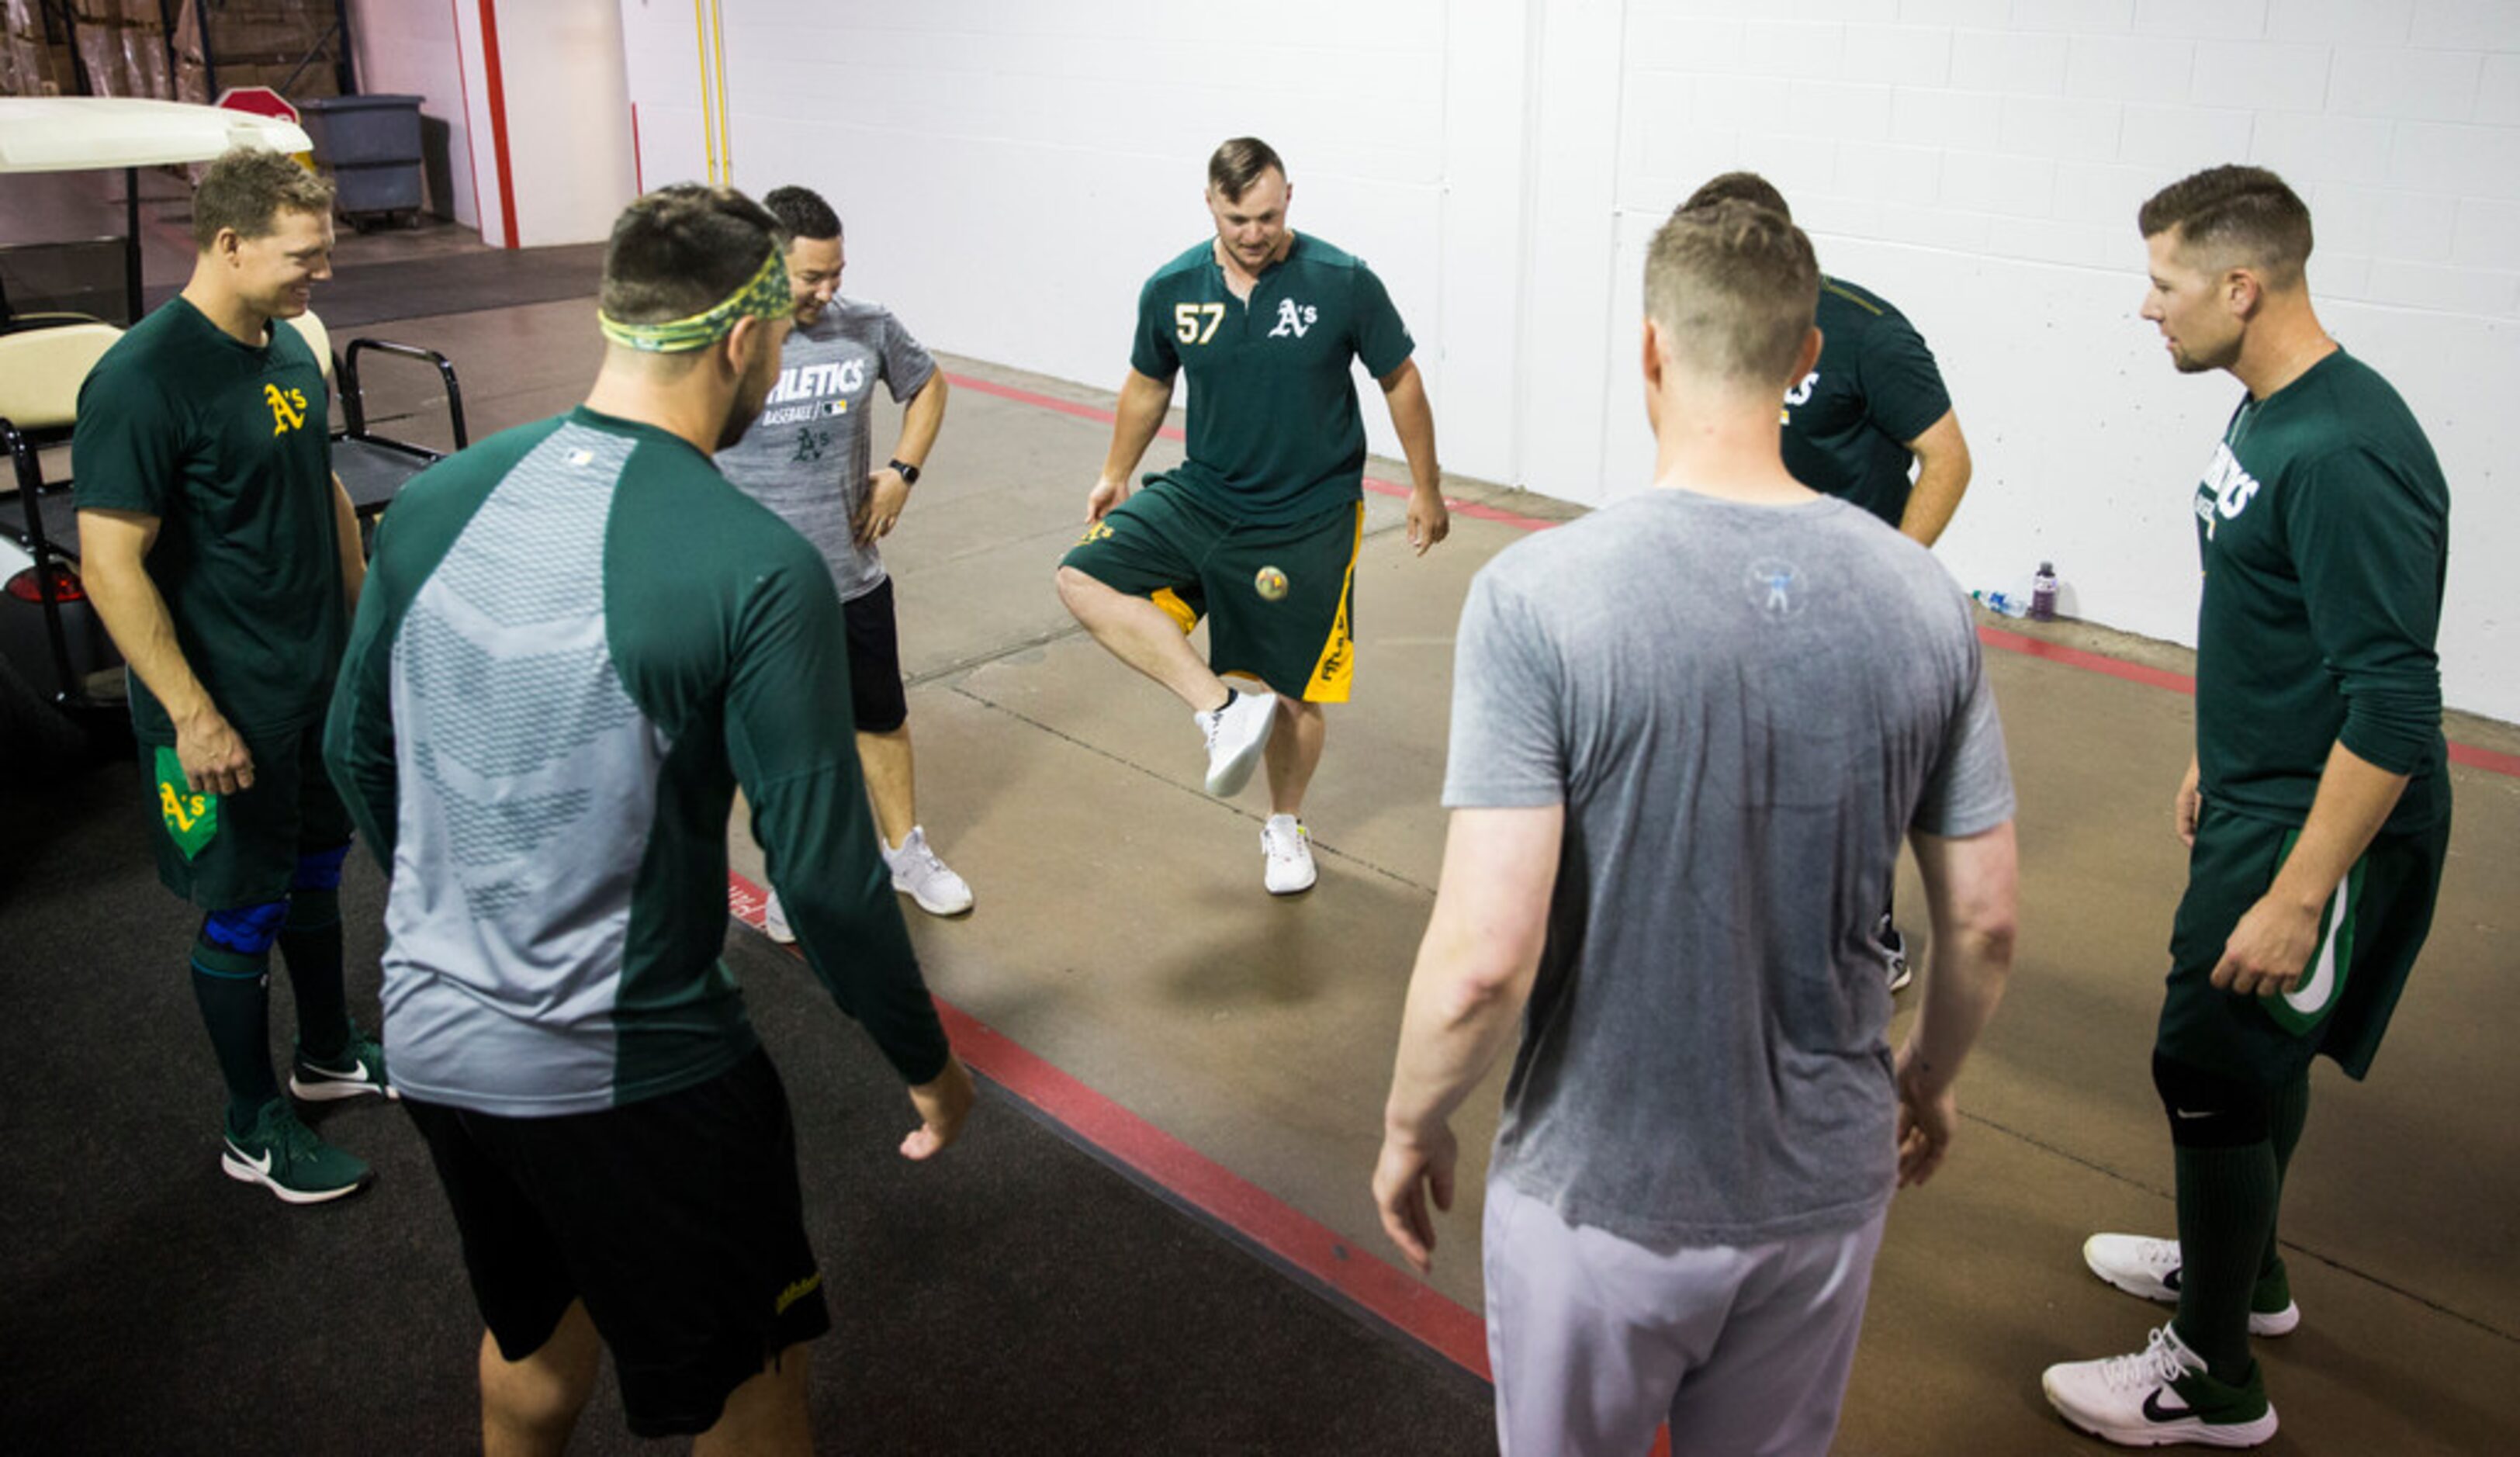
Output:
[2, 317, 119, 564]
[0, 315, 123, 713]
[294, 308, 469, 521]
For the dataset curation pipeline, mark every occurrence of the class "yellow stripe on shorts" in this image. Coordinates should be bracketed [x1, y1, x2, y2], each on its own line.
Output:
[1302, 504, 1366, 702]
[1151, 587, 1199, 635]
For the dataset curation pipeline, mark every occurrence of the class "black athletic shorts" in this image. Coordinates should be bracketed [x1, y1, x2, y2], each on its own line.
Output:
[142, 724, 354, 910]
[1060, 475, 1363, 703]
[843, 578, 908, 733]
[2155, 801, 2451, 1085]
[403, 1047, 832, 1438]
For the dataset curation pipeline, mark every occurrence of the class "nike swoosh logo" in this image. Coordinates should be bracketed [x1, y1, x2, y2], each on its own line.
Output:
[233, 1147, 273, 1175]
[2141, 1389, 2198, 1424]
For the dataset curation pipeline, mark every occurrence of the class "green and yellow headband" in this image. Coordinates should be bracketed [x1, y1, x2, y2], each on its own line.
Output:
[597, 246, 791, 353]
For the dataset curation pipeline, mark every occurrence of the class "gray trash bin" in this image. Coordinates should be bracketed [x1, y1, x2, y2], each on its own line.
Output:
[297, 94, 427, 220]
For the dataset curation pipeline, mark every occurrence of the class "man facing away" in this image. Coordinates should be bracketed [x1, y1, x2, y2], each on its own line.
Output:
[76, 146, 393, 1205]
[716, 184, 972, 933]
[1683, 170, 1978, 993]
[324, 184, 975, 1455]
[1057, 136, 1449, 895]
[2042, 164, 2452, 1451]
[1372, 199, 2018, 1456]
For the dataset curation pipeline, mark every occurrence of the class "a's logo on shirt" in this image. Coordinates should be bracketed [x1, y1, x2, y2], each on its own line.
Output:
[1784, 370, 1819, 407]
[1745, 557, 1806, 621]
[1077, 519, 1115, 546]
[1268, 298, 1319, 339]
[791, 425, 832, 464]
[263, 382, 308, 435]
[2193, 442, 2262, 541]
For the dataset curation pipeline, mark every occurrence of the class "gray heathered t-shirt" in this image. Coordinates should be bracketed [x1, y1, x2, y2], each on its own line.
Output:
[1445, 487, 2014, 1248]
[715, 296, 936, 603]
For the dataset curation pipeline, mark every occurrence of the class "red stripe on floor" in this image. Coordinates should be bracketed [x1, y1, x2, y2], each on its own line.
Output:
[950, 366, 2512, 777]
[724, 872, 1493, 1380]
[1973, 624, 2197, 694]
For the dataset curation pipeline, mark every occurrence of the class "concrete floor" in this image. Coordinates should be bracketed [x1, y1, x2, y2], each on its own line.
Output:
[22, 178, 2520, 1452]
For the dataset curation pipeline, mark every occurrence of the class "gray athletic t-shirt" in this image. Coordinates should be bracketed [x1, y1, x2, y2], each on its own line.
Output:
[715, 296, 936, 602]
[1446, 488, 2014, 1248]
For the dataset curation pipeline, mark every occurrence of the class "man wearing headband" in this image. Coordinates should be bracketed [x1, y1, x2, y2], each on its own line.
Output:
[717, 185, 972, 936]
[324, 183, 976, 1454]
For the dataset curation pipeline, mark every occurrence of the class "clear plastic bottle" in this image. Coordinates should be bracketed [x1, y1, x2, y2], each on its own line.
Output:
[2030, 562, 2058, 621]
[1972, 589, 2028, 619]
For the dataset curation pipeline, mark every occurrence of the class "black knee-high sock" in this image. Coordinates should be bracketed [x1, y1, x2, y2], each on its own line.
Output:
[190, 939, 279, 1133]
[2259, 1070, 2310, 1287]
[2172, 1140, 2278, 1384]
[278, 886, 351, 1064]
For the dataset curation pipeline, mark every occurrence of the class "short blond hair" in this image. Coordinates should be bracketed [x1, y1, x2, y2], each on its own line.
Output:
[191, 147, 333, 250]
[1646, 199, 1817, 386]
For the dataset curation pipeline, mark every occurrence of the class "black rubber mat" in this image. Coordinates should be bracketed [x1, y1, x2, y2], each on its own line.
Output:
[0, 760, 1495, 1454]
[303, 241, 607, 328]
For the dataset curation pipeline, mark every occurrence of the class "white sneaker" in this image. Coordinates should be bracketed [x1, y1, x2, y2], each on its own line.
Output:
[2082, 1234, 2300, 1337]
[885, 825, 974, 916]
[1194, 689, 1276, 798]
[1262, 814, 1316, 895]
[762, 888, 794, 944]
[2041, 1325, 2277, 1448]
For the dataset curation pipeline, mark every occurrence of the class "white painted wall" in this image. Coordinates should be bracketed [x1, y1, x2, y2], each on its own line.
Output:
[346, 0, 479, 228]
[449, 0, 640, 247]
[616, 0, 2519, 722]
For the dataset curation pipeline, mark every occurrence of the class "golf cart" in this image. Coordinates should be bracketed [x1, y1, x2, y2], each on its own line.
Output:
[0, 97, 466, 749]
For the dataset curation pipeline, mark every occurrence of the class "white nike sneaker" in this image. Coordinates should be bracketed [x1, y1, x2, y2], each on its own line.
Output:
[885, 825, 974, 916]
[2042, 1325, 2277, 1448]
[762, 888, 794, 944]
[1194, 689, 1276, 798]
[2082, 1234, 2300, 1337]
[1262, 814, 1316, 895]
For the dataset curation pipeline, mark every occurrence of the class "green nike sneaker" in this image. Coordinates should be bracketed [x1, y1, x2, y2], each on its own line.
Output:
[2042, 1324, 2277, 1448]
[221, 1099, 373, 1204]
[289, 1026, 397, 1102]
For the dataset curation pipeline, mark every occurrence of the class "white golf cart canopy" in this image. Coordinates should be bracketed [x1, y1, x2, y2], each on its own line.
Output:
[0, 96, 310, 172]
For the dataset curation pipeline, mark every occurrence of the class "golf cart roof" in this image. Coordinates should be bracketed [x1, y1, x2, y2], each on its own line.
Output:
[0, 97, 311, 174]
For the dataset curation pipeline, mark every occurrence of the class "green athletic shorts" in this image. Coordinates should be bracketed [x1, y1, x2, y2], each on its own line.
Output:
[2155, 800, 2451, 1085]
[1061, 472, 1363, 703]
[142, 722, 354, 910]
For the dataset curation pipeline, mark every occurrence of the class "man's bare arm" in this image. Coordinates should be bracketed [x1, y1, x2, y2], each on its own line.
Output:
[1895, 818, 2018, 1186]
[1377, 358, 1449, 555]
[331, 474, 365, 609]
[1898, 409, 1971, 547]
[1087, 369, 1176, 521]
[1372, 805, 1563, 1272]
[860, 372, 950, 544]
[76, 507, 254, 794]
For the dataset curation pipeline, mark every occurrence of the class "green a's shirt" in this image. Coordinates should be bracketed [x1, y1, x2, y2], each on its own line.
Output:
[71, 298, 342, 741]
[1781, 278, 1952, 528]
[2193, 349, 2449, 835]
[324, 407, 947, 1115]
[1129, 234, 1414, 525]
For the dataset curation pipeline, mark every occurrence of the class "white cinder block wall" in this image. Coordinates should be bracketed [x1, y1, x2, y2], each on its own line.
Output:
[618, 0, 2518, 722]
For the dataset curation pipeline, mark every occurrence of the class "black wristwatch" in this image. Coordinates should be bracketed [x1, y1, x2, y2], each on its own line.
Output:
[888, 458, 921, 486]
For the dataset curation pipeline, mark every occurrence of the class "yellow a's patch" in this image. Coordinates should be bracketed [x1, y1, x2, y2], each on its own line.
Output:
[264, 382, 309, 435]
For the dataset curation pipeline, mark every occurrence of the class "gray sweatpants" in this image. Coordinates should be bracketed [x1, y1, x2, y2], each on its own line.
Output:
[1483, 1175, 1888, 1456]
